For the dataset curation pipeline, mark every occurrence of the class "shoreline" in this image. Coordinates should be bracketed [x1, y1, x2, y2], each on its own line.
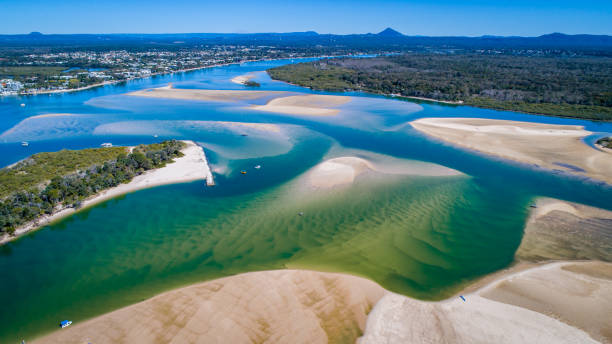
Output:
[15, 55, 333, 97]
[0, 140, 212, 246]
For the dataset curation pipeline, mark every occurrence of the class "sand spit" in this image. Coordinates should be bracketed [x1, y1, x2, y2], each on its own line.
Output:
[360, 261, 611, 344]
[231, 73, 256, 85]
[34, 270, 386, 344]
[127, 84, 285, 102]
[516, 198, 612, 262]
[307, 154, 462, 189]
[252, 94, 352, 116]
[0, 141, 212, 246]
[35, 262, 611, 344]
[410, 117, 612, 185]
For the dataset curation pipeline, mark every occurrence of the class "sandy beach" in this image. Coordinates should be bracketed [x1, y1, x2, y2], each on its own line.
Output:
[128, 84, 285, 102]
[35, 261, 611, 344]
[411, 117, 612, 185]
[0, 140, 212, 246]
[252, 94, 351, 116]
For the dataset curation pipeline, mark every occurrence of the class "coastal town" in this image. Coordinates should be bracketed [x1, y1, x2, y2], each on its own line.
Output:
[0, 46, 324, 95]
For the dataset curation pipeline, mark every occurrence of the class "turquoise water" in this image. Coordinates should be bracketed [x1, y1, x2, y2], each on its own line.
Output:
[0, 59, 611, 342]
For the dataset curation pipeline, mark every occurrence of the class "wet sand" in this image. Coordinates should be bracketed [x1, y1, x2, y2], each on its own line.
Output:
[516, 197, 612, 262]
[410, 117, 612, 185]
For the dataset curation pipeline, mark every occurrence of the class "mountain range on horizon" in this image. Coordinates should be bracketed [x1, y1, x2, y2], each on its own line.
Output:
[1, 28, 611, 50]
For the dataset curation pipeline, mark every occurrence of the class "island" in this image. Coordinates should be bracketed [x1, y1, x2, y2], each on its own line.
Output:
[0, 140, 212, 245]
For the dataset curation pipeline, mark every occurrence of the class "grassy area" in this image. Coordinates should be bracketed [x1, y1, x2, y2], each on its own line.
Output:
[1, 141, 186, 234]
[0, 147, 128, 199]
[0, 66, 66, 79]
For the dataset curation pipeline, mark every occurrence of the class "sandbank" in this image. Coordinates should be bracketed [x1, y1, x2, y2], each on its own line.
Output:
[360, 261, 611, 344]
[0, 140, 212, 245]
[215, 121, 281, 133]
[34, 270, 386, 344]
[35, 261, 611, 344]
[307, 154, 462, 189]
[127, 84, 284, 102]
[411, 117, 612, 185]
[516, 197, 612, 262]
[251, 94, 352, 116]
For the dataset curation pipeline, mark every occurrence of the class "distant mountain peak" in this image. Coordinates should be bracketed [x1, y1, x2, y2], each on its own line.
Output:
[377, 28, 403, 37]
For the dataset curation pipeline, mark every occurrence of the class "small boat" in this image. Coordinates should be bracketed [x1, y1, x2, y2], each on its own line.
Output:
[459, 295, 466, 302]
[298, 212, 304, 216]
[59, 320, 72, 328]
[254, 165, 261, 169]
[100, 142, 113, 148]
[21, 141, 29, 147]
[240, 134, 248, 137]
[529, 204, 538, 208]
[153, 134, 158, 138]
[240, 170, 247, 174]
[20, 103, 26, 107]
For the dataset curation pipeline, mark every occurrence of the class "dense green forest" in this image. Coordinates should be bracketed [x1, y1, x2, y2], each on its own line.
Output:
[0, 140, 185, 235]
[268, 54, 612, 120]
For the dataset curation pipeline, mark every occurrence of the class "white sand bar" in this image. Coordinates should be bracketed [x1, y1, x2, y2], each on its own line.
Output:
[231, 73, 256, 85]
[411, 117, 612, 185]
[0, 140, 212, 245]
[252, 94, 352, 116]
[127, 84, 285, 102]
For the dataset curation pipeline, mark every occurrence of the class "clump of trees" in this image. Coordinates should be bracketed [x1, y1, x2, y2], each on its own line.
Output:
[0, 140, 185, 235]
[596, 137, 612, 149]
[268, 54, 612, 121]
[243, 80, 261, 87]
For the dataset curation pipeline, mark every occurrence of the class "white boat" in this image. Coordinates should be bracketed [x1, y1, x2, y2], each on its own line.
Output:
[100, 142, 113, 148]
[59, 320, 72, 328]
[21, 141, 29, 147]
[20, 103, 26, 107]
[254, 165, 261, 169]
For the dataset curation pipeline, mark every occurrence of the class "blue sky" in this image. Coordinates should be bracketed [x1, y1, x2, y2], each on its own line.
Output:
[0, 0, 610, 36]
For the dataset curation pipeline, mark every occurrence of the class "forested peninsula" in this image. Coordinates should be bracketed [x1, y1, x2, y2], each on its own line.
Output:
[0, 140, 185, 236]
[268, 54, 612, 121]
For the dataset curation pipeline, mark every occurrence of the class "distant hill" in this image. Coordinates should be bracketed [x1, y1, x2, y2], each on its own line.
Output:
[377, 28, 404, 37]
